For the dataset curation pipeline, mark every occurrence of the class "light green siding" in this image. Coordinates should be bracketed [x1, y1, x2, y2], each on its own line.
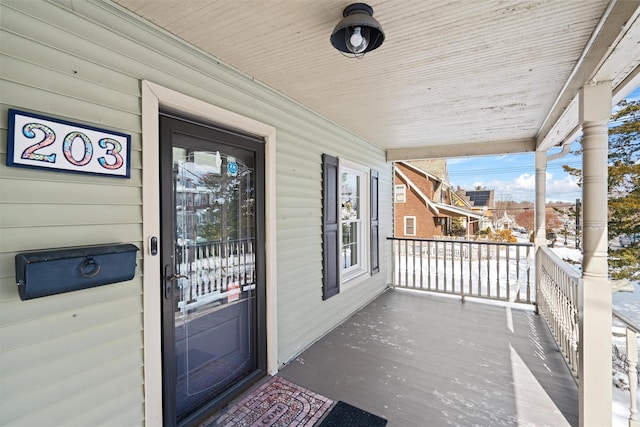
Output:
[0, 0, 393, 425]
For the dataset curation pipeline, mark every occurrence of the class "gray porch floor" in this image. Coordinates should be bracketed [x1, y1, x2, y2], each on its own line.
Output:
[279, 289, 578, 427]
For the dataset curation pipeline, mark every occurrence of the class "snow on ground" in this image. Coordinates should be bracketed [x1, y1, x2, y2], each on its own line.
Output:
[550, 246, 639, 426]
[396, 242, 638, 424]
[549, 245, 582, 265]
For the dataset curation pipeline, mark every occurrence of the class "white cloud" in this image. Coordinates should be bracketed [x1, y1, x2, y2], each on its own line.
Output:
[461, 172, 580, 202]
[514, 173, 536, 190]
[546, 173, 580, 201]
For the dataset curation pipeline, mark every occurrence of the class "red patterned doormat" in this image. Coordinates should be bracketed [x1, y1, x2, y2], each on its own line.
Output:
[208, 376, 333, 427]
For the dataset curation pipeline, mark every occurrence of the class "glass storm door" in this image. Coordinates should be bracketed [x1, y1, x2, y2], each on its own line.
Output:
[160, 115, 266, 426]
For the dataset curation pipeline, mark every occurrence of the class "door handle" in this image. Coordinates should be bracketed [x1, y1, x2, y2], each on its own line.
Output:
[163, 265, 188, 299]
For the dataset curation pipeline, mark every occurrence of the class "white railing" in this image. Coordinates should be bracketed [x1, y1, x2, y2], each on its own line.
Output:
[389, 237, 534, 304]
[537, 247, 639, 426]
[175, 238, 256, 312]
[536, 246, 580, 378]
[612, 309, 639, 427]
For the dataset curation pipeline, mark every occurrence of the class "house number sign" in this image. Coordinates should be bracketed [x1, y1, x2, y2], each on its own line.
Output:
[7, 109, 131, 178]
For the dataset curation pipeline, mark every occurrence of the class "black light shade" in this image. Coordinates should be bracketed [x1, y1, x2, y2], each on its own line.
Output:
[330, 3, 385, 56]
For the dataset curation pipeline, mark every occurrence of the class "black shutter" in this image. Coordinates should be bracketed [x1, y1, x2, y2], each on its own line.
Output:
[322, 154, 340, 300]
[370, 169, 380, 275]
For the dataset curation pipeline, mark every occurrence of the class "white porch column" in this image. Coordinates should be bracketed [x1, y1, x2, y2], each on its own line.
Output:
[534, 151, 547, 314]
[534, 151, 547, 248]
[579, 81, 612, 427]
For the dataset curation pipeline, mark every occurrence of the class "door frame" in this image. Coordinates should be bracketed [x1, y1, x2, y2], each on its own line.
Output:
[141, 81, 278, 426]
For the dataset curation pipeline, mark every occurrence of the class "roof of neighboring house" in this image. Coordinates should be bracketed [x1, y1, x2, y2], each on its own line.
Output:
[450, 190, 474, 209]
[406, 159, 448, 182]
[435, 202, 483, 219]
[395, 163, 481, 219]
[395, 168, 440, 216]
[463, 190, 495, 208]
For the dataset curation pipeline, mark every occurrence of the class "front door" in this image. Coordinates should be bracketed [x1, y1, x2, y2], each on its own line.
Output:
[160, 114, 266, 426]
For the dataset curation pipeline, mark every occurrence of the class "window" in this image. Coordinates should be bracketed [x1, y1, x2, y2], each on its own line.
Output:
[404, 216, 416, 236]
[322, 154, 379, 300]
[341, 162, 368, 280]
[395, 184, 406, 203]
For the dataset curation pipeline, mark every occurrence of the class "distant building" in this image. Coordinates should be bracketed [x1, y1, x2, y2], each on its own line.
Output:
[463, 189, 495, 209]
[494, 211, 516, 230]
[394, 161, 482, 238]
[456, 188, 495, 232]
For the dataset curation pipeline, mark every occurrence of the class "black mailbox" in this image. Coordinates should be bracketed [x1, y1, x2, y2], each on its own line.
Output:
[15, 243, 138, 300]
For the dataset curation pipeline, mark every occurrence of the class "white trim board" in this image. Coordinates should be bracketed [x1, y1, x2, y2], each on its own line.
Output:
[141, 80, 278, 425]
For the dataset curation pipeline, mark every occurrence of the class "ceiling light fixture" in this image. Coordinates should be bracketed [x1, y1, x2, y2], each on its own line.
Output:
[330, 3, 385, 58]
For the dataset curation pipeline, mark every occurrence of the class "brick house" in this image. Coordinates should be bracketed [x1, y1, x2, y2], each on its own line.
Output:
[394, 161, 482, 238]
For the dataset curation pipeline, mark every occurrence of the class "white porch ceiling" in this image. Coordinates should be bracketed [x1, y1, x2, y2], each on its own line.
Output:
[113, 0, 640, 160]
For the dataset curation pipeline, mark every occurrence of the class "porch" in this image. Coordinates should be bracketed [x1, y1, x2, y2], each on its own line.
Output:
[279, 288, 578, 426]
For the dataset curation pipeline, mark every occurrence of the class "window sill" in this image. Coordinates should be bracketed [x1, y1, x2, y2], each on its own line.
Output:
[341, 269, 369, 291]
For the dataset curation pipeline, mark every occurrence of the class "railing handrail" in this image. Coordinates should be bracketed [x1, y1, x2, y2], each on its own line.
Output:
[536, 245, 581, 379]
[537, 249, 639, 425]
[612, 308, 639, 425]
[387, 236, 534, 247]
[613, 309, 640, 334]
[389, 236, 534, 304]
[538, 245, 581, 281]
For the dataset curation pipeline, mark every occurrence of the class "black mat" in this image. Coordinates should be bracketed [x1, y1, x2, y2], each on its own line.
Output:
[317, 401, 387, 427]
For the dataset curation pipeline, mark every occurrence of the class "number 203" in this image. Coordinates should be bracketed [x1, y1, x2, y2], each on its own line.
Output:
[20, 122, 124, 170]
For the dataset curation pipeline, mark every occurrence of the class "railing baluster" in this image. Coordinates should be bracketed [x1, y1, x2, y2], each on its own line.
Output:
[459, 242, 464, 299]
[419, 241, 424, 289]
[613, 310, 640, 426]
[435, 240, 440, 291]
[404, 239, 408, 287]
[240, 240, 245, 286]
[626, 327, 638, 424]
[391, 239, 397, 287]
[443, 241, 448, 292]
[506, 244, 510, 301]
[387, 237, 533, 305]
[536, 246, 580, 379]
[515, 245, 521, 302]
[411, 242, 421, 288]
[235, 241, 239, 285]
[526, 245, 531, 303]
[486, 244, 491, 298]
[449, 241, 452, 292]
[468, 242, 472, 296]
[427, 241, 432, 290]
[496, 244, 501, 300]
[477, 243, 482, 296]
[223, 241, 228, 290]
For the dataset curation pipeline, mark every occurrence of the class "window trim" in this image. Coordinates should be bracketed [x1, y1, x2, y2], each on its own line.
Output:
[322, 154, 379, 300]
[404, 216, 417, 236]
[395, 184, 406, 203]
[340, 159, 370, 282]
[142, 81, 279, 422]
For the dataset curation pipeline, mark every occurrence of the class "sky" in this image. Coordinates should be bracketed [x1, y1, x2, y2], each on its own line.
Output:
[447, 86, 640, 203]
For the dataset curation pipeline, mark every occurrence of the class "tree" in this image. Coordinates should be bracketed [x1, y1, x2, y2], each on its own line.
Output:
[492, 229, 517, 243]
[545, 208, 562, 230]
[514, 207, 561, 232]
[608, 99, 639, 280]
[449, 217, 466, 236]
[609, 99, 640, 163]
[564, 98, 640, 280]
[515, 209, 534, 231]
[494, 199, 533, 222]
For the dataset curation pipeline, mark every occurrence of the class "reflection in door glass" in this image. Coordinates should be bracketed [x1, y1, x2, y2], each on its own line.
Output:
[172, 147, 257, 420]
